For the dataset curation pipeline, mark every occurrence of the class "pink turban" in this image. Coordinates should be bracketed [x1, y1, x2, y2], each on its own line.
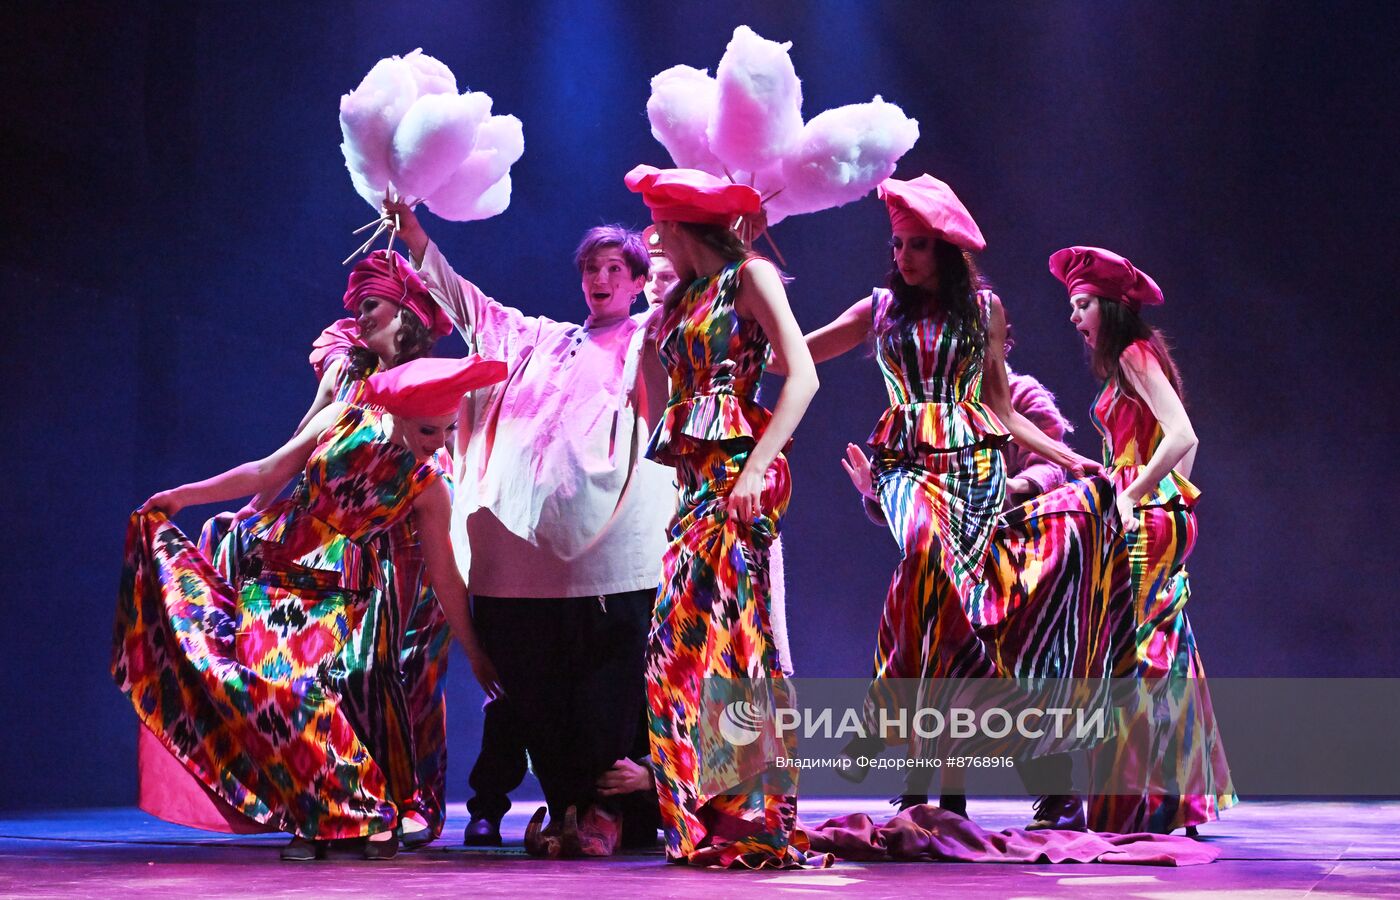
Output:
[1048, 246, 1164, 310]
[877, 174, 986, 252]
[360, 356, 508, 419]
[343, 250, 453, 337]
[625, 165, 762, 226]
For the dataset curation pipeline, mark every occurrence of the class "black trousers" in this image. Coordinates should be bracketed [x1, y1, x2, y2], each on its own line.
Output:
[469, 590, 656, 822]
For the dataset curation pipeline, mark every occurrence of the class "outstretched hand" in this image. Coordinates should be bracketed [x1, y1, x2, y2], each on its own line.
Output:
[381, 196, 425, 242]
[137, 489, 184, 516]
[840, 443, 877, 500]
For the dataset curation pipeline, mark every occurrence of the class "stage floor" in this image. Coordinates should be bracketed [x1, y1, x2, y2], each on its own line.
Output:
[3, 799, 1398, 898]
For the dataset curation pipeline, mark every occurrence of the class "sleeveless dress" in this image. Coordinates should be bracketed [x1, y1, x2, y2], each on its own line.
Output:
[645, 260, 827, 869]
[1086, 340, 1236, 833]
[863, 289, 1129, 760]
[113, 405, 443, 840]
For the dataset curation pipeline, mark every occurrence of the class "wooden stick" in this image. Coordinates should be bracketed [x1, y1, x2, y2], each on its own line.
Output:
[762, 229, 788, 268]
[352, 215, 384, 235]
[342, 220, 388, 265]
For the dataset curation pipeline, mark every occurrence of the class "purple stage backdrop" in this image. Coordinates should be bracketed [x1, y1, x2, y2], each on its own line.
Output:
[3, 1, 1396, 810]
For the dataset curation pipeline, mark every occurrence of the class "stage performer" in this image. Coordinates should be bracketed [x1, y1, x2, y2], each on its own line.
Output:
[841, 327, 1074, 812]
[790, 174, 1133, 831]
[114, 356, 508, 861]
[1049, 246, 1235, 834]
[135, 251, 460, 850]
[382, 199, 674, 857]
[625, 164, 825, 869]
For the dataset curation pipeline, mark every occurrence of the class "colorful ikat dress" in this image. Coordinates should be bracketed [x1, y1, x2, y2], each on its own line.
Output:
[645, 260, 828, 869]
[114, 404, 443, 840]
[1086, 339, 1236, 833]
[864, 289, 1129, 760]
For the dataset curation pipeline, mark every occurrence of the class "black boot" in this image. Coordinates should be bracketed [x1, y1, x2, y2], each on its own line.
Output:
[463, 815, 503, 847]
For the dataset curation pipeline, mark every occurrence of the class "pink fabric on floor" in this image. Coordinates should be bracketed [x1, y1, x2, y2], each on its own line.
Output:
[136, 726, 272, 834]
[801, 804, 1219, 866]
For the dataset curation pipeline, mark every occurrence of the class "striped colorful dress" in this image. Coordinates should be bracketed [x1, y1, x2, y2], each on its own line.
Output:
[1086, 340, 1236, 833]
[645, 260, 825, 869]
[113, 405, 444, 840]
[864, 289, 1127, 757]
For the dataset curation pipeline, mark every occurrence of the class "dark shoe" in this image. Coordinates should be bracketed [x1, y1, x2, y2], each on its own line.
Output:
[363, 831, 400, 860]
[1184, 825, 1200, 838]
[938, 793, 968, 819]
[401, 827, 435, 850]
[1026, 794, 1087, 831]
[463, 815, 502, 847]
[890, 794, 928, 813]
[523, 806, 561, 858]
[280, 836, 324, 861]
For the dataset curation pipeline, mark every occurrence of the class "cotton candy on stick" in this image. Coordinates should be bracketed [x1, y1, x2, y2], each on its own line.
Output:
[767, 96, 920, 221]
[390, 90, 492, 201]
[447, 173, 513, 222]
[402, 48, 457, 97]
[707, 25, 804, 175]
[647, 65, 723, 175]
[340, 56, 420, 206]
[424, 115, 524, 221]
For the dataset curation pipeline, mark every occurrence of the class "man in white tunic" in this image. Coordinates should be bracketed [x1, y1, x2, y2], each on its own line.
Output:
[387, 200, 673, 853]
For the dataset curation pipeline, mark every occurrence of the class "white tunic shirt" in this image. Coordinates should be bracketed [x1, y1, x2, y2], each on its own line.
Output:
[416, 241, 675, 598]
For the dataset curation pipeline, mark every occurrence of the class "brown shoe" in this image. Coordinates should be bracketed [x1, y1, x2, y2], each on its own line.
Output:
[524, 806, 561, 858]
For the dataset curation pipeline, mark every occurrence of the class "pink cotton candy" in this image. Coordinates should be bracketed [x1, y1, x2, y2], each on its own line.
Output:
[646, 29, 918, 227]
[707, 25, 804, 174]
[424, 115, 522, 221]
[390, 91, 492, 200]
[771, 96, 920, 220]
[340, 53, 523, 220]
[428, 172, 512, 222]
[339, 56, 419, 196]
[647, 65, 724, 174]
[402, 48, 457, 97]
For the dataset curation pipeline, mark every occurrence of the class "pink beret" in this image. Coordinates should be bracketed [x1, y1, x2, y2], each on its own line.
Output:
[877, 174, 985, 252]
[625, 165, 762, 226]
[360, 355, 508, 419]
[343, 250, 453, 338]
[1048, 246, 1163, 310]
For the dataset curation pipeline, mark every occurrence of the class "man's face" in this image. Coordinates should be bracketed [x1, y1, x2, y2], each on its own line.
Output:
[581, 247, 645, 320]
[644, 256, 679, 307]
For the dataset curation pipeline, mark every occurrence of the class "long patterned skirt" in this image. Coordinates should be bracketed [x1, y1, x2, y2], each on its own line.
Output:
[865, 446, 1129, 760]
[215, 511, 451, 837]
[113, 511, 398, 840]
[646, 444, 828, 869]
[1088, 504, 1236, 832]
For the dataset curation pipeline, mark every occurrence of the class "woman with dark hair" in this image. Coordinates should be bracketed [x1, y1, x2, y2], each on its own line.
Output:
[795, 176, 1128, 828]
[115, 356, 507, 861]
[145, 250, 463, 851]
[1050, 246, 1235, 834]
[625, 165, 824, 868]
